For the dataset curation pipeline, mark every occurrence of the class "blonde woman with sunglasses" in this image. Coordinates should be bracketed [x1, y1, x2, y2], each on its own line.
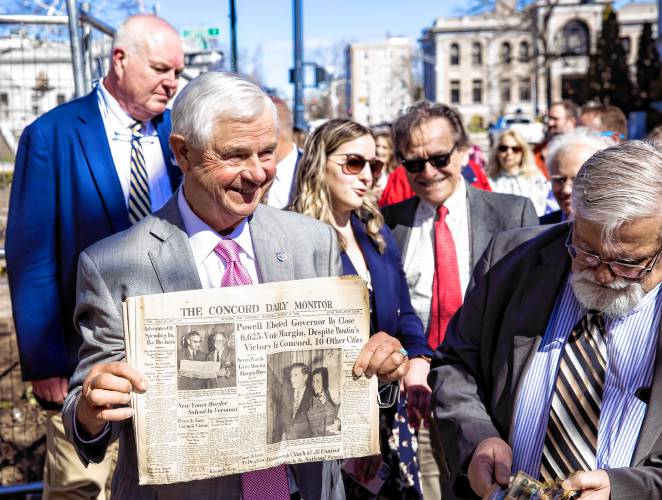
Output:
[292, 119, 432, 499]
[488, 129, 554, 216]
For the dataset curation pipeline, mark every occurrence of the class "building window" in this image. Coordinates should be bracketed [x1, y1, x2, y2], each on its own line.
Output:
[471, 42, 482, 65]
[519, 77, 531, 101]
[472, 79, 482, 103]
[57, 93, 66, 106]
[450, 80, 461, 104]
[500, 78, 511, 103]
[560, 19, 589, 56]
[0, 93, 7, 107]
[450, 43, 460, 65]
[519, 41, 530, 62]
[500, 42, 512, 64]
[621, 36, 631, 55]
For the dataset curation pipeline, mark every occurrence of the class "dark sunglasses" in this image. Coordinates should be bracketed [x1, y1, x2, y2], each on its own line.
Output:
[497, 144, 522, 153]
[402, 143, 458, 173]
[331, 154, 384, 176]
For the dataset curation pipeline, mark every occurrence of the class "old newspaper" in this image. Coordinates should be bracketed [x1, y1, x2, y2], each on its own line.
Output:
[122, 276, 380, 485]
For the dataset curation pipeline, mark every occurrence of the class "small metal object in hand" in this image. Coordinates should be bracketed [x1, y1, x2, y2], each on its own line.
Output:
[398, 347, 408, 357]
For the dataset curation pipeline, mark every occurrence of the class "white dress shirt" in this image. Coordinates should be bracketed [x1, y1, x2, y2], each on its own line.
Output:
[403, 180, 471, 330]
[177, 188, 260, 287]
[96, 81, 173, 212]
[267, 144, 299, 209]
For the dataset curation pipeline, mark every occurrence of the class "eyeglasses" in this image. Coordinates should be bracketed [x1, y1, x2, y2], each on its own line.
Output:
[550, 175, 575, 187]
[330, 154, 384, 176]
[402, 143, 458, 173]
[565, 227, 662, 280]
[497, 144, 522, 153]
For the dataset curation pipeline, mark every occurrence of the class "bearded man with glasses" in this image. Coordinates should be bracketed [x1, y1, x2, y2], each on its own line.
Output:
[382, 101, 538, 499]
[431, 140, 662, 499]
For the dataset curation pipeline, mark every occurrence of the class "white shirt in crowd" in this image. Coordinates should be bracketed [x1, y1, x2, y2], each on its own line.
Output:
[403, 180, 471, 331]
[489, 171, 556, 217]
[267, 144, 299, 209]
[97, 81, 173, 212]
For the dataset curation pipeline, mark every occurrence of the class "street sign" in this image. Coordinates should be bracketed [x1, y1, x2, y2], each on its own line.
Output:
[181, 26, 222, 51]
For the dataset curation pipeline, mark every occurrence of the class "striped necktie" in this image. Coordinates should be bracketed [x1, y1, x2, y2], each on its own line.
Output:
[128, 121, 151, 224]
[213, 239, 291, 500]
[540, 311, 606, 481]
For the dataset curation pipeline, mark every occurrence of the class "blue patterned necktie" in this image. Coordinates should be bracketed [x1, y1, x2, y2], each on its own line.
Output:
[127, 121, 151, 224]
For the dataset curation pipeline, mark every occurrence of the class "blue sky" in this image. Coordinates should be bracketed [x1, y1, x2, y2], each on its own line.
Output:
[156, 0, 466, 95]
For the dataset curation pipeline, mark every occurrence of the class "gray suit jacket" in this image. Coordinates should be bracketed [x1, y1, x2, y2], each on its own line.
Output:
[381, 185, 539, 290]
[430, 222, 662, 499]
[62, 195, 344, 500]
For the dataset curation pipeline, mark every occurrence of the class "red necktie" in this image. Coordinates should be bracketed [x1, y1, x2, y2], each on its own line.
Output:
[214, 239, 291, 500]
[428, 205, 463, 349]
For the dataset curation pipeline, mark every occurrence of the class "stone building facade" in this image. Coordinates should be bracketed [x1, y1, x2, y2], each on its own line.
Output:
[420, 0, 658, 127]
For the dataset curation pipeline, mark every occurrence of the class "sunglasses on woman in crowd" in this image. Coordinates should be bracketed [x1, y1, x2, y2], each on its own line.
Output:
[401, 142, 458, 173]
[497, 144, 523, 153]
[332, 154, 384, 176]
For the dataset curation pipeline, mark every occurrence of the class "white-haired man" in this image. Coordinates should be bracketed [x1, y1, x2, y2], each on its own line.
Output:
[62, 72, 409, 499]
[540, 128, 615, 224]
[431, 141, 662, 499]
[6, 14, 183, 498]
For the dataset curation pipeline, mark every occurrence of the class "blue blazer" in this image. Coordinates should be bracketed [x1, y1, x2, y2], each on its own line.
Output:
[342, 214, 432, 359]
[6, 91, 181, 382]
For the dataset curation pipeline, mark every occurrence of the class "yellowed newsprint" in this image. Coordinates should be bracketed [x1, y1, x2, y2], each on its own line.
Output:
[122, 276, 380, 485]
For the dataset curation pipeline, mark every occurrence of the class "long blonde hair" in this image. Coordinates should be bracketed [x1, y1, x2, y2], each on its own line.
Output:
[487, 129, 538, 178]
[291, 119, 385, 253]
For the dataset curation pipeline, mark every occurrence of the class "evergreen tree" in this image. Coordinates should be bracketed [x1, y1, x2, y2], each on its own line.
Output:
[585, 4, 633, 112]
[635, 22, 662, 109]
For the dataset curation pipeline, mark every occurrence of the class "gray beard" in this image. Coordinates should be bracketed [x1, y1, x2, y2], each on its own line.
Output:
[570, 270, 645, 318]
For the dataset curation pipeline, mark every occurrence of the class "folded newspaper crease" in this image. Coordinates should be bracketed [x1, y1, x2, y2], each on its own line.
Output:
[122, 276, 380, 485]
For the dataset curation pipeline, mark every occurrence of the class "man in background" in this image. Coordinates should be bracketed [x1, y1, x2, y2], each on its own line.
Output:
[580, 104, 628, 142]
[6, 14, 183, 498]
[540, 128, 614, 224]
[382, 101, 538, 499]
[534, 100, 579, 178]
[265, 95, 301, 208]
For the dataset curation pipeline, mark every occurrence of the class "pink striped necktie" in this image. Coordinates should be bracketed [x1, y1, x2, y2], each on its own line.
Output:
[213, 239, 291, 500]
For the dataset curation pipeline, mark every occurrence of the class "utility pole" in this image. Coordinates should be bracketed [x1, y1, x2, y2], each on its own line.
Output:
[65, 0, 86, 97]
[229, 0, 238, 72]
[293, 0, 305, 129]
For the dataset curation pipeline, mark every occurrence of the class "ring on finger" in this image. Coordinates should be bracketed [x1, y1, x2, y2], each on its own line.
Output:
[398, 347, 408, 358]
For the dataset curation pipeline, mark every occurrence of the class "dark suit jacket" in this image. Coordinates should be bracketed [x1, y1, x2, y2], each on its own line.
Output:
[539, 209, 563, 225]
[347, 214, 432, 358]
[283, 387, 314, 441]
[6, 91, 181, 384]
[430, 223, 662, 499]
[382, 184, 539, 291]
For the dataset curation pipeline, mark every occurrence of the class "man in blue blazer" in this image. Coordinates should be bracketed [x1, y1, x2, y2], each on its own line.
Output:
[6, 14, 184, 498]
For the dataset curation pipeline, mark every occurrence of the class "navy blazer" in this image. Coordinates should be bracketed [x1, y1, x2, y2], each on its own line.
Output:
[343, 214, 432, 359]
[6, 91, 181, 382]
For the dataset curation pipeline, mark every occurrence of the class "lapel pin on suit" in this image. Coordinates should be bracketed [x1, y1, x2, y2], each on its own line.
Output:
[276, 251, 288, 262]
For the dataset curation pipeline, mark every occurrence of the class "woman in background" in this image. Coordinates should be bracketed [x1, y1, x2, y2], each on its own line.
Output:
[307, 367, 340, 437]
[372, 128, 398, 199]
[487, 129, 554, 216]
[292, 118, 432, 499]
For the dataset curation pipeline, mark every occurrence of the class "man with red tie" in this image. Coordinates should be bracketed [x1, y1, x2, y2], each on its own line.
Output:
[62, 72, 410, 499]
[382, 101, 538, 499]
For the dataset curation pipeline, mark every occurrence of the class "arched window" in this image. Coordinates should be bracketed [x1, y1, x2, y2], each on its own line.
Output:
[500, 42, 512, 64]
[519, 41, 530, 62]
[472, 42, 482, 65]
[450, 43, 460, 65]
[560, 20, 589, 56]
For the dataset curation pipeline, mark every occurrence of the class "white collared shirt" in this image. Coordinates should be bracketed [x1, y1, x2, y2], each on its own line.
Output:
[403, 180, 471, 330]
[96, 81, 173, 212]
[267, 144, 298, 209]
[177, 188, 261, 287]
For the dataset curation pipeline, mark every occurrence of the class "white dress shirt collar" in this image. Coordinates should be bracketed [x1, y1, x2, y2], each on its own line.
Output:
[177, 188, 255, 269]
[415, 178, 467, 221]
[97, 80, 156, 136]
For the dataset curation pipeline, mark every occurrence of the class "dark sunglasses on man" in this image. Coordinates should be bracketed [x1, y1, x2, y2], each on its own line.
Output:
[331, 154, 384, 177]
[401, 143, 458, 174]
